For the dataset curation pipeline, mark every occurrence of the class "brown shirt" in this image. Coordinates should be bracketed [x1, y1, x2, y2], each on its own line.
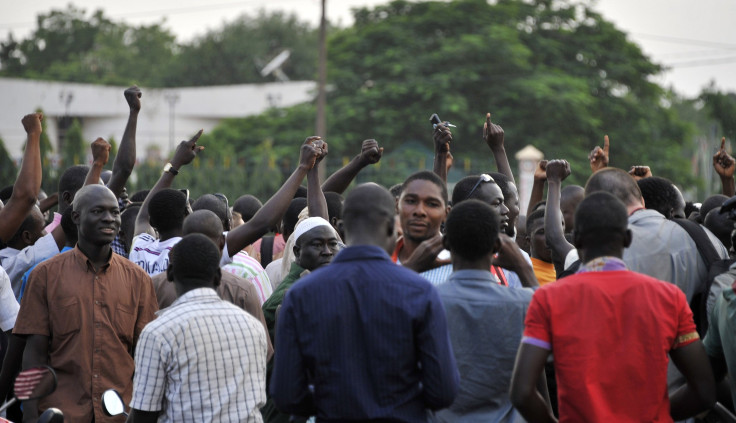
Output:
[152, 270, 274, 359]
[14, 247, 158, 423]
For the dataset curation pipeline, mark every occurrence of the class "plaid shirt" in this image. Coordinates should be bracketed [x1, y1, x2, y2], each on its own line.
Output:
[130, 288, 267, 422]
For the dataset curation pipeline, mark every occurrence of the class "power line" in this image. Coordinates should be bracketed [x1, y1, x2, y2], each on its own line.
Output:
[666, 56, 736, 69]
[632, 32, 736, 50]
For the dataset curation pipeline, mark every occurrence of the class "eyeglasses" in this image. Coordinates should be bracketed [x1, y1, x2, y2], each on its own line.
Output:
[464, 174, 495, 201]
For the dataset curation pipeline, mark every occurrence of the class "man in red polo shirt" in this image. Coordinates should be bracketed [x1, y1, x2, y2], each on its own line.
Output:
[510, 192, 715, 422]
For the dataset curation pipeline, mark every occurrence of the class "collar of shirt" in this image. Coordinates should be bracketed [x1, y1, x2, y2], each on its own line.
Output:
[0, 246, 20, 260]
[628, 208, 664, 223]
[335, 244, 394, 264]
[447, 269, 500, 287]
[71, 245, 113, 273]
[159, 287, 220, 316]
[577, 256, 628, 273]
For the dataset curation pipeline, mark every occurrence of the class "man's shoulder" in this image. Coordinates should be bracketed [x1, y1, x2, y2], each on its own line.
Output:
[111, 253, 151, 276]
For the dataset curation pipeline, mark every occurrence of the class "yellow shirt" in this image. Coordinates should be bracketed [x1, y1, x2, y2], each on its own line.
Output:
[531, 257, 556, 286]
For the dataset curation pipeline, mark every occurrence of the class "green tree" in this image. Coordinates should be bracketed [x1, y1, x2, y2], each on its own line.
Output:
[62, 119, 87, 170]
[0, 136, 17, 188]
[700, 84, 736, 140]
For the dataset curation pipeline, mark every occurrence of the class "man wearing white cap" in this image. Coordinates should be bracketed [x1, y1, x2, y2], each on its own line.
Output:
[261, 216, 340, 423]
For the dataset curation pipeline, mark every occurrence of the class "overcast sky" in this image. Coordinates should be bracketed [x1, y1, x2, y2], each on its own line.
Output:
[1, 0, 734, 98]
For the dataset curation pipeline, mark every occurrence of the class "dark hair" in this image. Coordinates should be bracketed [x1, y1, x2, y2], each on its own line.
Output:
[704, 207, 733, 250]
[192, 194, 228, 230]
[233, 195, 263, 222]
[283, 198, 308, 236]
[451, 175, 500, 206]
[389, 183, 403, 199]
[526, 208, 546, 235]
[294, 186, 308, 199]
[701, 195, 728, 220]
[445, 199, 499, 260]
[685, 201, 700, 220]
[169, 233, 221, 285]
[6, 208, 39, 246]
[489, 172, 514, 201]
[343, 183, 395, 233]
[0, 186, 13, 203]
[401, 170, 448, 205]
[324, 192, 344, 221]
[149, 189, 188, 233]
[130, 190, 151, 203]
[574, 192, 628, 242]
[58, 165, 89, 197]
[637, 176, 680, 218]
[60, 206, 77, 244]
[585, 168, 642, 207]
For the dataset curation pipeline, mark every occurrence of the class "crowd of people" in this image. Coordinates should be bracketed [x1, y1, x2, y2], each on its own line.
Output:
[0, 86, 735, 423]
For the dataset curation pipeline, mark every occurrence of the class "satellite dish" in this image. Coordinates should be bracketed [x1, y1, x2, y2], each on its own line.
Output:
[260, 49, 291, 81]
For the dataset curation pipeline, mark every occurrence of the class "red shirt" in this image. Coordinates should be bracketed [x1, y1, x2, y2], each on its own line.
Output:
[523, 270, 698, 422]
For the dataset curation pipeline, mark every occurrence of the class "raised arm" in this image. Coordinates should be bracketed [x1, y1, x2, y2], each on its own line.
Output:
[83, 138, 111, 187]
[38, 193, 58, 215]
[225, 138, 321, 256]
[713, 137, 735, 197]
[484, 113, 515, 185]
[432, 124, 452, 184]
[628, 166, 653, 181]
[0, 114, 43, 243]
[134, 130, 204, 237]
[545, 160, 575, 272]
[107, 86, 141, 197]
[307, 138, 329, 220]
[526, 160, 548, 217]
[589, 135, 610, 173]
[321, 139, 382, 194]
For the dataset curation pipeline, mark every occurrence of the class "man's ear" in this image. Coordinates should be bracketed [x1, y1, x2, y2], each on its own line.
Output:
[623, 229, 633, 249]
[71, 210, 80, 226]
[166, 264, 175, 283]
[62, 191, 73, 207]
[213, 268, 222, 288]
[20, 230, 32, 246]
[293, 244, 301, 261]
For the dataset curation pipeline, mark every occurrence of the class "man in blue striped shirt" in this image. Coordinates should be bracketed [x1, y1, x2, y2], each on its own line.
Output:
[271, 183, 459, 422]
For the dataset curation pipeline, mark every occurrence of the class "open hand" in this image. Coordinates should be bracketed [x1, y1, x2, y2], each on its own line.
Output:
[713, 137, 735, 179]
[358, 139, 383, 165]
[589, 134, 610, 173]
[171, 129, 204, 168]
[483, 113, 504, 150]
[628, 166, 652, 181]
[22, 113, 43, 135]
[91, 138, 111, 166]
[534, 160, 548, 182]
[546, 159, 571, 183]
[433, 124, 452, 154]
[124, 86, 142, 112]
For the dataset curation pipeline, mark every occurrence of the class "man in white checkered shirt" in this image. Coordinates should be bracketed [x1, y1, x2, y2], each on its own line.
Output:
[127, 233, 268, 423]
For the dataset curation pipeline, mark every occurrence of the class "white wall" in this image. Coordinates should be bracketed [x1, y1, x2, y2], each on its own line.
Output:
[0, 78, 316, 161]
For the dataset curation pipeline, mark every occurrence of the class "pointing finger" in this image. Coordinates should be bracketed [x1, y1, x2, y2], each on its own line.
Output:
[722, 137, 726, 151]
[603, 135, 610, 155]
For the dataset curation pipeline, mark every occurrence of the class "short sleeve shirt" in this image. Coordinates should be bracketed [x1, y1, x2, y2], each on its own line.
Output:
[14, 247, 158, 422]
[523, 269, 697, 422]
[129, 233, 181, 276]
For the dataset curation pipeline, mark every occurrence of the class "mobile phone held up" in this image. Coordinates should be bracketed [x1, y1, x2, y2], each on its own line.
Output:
[429, 113, 456, 129]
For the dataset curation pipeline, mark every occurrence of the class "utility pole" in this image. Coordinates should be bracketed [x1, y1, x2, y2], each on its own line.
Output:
[164, 92, 180, 155]
[316, 0, 327, 181]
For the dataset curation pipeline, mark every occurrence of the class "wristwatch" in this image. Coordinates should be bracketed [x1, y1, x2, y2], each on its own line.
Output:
[163, 163, 179, 176]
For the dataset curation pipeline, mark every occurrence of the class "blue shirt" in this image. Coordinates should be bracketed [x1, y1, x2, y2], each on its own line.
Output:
[433, 270, 532, 423]
[18, 246, 74, 301]
[270, 244, 459, 422]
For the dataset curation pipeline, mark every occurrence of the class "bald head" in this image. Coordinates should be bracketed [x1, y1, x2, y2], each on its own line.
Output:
[183, 210, 224, 247]
[73, 184, 117, 211]
[585, 168, 643, 208]
[343, 183, 396, 250]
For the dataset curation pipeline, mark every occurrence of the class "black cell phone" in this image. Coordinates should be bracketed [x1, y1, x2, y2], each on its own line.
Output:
[429, 113, 442, 128]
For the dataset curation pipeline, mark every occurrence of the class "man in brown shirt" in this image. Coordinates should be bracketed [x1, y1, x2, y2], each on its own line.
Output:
[151, 209, 273, 359]
[14, 184, 158, 422]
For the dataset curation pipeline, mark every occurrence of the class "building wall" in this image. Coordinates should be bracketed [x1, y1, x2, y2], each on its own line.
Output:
[0, 77, 316, 161]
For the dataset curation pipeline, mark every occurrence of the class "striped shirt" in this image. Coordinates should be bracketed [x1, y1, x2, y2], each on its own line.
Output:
[130, 288, 268, 423]
[129, 234, 181, 276]
[223, 250, 273, 304]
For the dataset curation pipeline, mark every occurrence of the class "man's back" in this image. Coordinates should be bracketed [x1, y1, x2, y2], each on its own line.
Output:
[129, 233, 181, 276]
[433, 270, 531, 422]
[130, 288, 267, 423]
[270, 245, 458, 422]
[524, 269, 698, 422]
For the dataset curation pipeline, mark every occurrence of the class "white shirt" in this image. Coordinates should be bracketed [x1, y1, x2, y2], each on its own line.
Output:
[130, 288, 267, 423]
[129, 234, 181, 276]
[0, 267, 19, 331]
[0, 232, 60, 298]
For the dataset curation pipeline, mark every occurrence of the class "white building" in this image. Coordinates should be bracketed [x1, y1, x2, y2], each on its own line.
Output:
[0, 77, 316, 161]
